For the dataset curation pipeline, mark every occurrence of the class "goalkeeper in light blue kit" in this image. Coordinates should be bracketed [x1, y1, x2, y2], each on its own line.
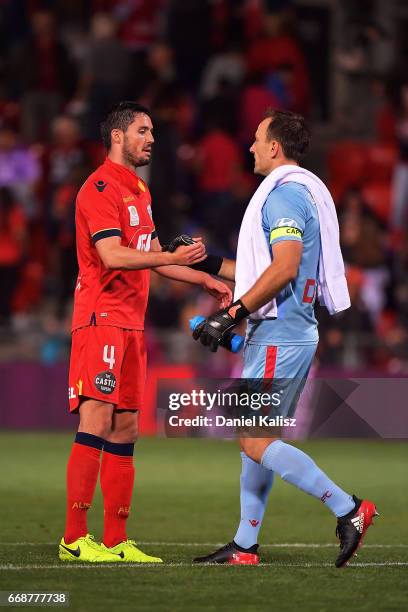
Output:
[190, 109, 378, 568]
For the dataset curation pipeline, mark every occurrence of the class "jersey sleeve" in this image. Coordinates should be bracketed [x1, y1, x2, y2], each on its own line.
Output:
[145, 203, 158, 239]
[78, 180, 122, 244]
[262, 183, 309, 247]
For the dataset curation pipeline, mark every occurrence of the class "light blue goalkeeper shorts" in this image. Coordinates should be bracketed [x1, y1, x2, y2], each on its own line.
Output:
[241, 342, 317, 418]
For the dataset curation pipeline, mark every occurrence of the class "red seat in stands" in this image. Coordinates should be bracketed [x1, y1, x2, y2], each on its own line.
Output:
[362, 182, 392, 223]
[327, 141, 368, 196]
[366, 144, 397, 182]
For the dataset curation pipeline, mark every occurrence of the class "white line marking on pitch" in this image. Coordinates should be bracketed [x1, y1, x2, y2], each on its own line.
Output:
[0, 562, 407, 570]
[0, 542, 407, 548]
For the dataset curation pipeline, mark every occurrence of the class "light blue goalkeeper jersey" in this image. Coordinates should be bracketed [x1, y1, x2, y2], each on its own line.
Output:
[246, 181, 321, 346]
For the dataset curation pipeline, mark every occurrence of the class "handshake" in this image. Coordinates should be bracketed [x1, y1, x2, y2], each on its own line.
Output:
[161, 234, 206, 266]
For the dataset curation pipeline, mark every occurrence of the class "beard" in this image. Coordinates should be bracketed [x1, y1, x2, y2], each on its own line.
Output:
[123, 136, 151, 169]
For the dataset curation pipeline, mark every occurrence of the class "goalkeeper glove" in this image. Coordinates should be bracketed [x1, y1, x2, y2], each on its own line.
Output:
[161, 235, 223, 275]
[162, 234, 195, 252]
[192, 299, 250, 352]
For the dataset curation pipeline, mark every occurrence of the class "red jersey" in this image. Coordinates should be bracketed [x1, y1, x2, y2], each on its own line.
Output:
[72, 158, 156, 331]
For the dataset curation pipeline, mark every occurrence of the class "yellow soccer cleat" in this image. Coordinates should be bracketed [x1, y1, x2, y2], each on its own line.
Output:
[102, 539, 163, 563]
[59, 534, 121, 563]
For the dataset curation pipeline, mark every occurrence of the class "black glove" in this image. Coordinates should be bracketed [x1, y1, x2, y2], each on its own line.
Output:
[192, 299, 250, 352]
[162, 234, 195, 252]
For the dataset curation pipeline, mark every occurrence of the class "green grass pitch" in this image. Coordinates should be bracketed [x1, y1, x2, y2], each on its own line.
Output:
[0, 434, 407, 611]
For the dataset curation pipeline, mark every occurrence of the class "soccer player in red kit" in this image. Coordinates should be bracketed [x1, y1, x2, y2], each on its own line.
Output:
[59, 102, 232, 563]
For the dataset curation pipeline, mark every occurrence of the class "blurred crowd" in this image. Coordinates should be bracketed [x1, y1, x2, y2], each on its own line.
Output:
[0, 0, 408, 373]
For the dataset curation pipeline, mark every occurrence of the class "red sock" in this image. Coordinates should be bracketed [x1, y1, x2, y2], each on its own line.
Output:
[64, 433, 104, 544]
[100, 442, 135, 548]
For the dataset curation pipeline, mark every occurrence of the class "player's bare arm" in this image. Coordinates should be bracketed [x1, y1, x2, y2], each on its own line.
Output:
[150, 232, 236, 282]
[217, 258, 236, 282]
[150, 237, 232, 308]
[239, 240, 303, 312]
[95, 235, 206, 270]
[192, 240, 302, 352]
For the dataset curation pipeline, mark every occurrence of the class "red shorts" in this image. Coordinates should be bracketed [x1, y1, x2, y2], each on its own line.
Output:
[68, 326, 146, 412]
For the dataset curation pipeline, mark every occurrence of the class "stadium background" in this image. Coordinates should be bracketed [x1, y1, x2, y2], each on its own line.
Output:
[1, 0, 408, 430]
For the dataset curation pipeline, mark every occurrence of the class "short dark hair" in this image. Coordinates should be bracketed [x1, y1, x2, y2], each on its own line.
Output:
[100, 101, 151, 149]
[264, 109, 310, 163]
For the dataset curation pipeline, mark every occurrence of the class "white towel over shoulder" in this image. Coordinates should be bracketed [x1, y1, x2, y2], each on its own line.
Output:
[234, 164, 350, 319]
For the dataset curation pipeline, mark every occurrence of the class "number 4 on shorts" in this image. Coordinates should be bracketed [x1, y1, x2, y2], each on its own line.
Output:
[103, 344, 116, 369]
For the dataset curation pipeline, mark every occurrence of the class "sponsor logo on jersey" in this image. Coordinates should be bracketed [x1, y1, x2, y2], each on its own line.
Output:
[136, 232, 151, 251]
[94, 371, 116, 394]
[275, 217, 299, 228]
[94, 180, 107, 192]
[123, 195, 135, 203]
[128, 205, 139, 226]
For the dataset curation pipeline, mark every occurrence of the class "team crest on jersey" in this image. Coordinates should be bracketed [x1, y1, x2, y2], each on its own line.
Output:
[128, 205, 139, 226]
[94, 180, 107, 192]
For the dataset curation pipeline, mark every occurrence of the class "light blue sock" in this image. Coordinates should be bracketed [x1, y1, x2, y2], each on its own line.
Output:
[261, 440, 354, 517]
[234, 452, 274, 549]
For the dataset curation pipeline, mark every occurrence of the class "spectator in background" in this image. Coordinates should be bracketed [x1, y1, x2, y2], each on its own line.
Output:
[147, 42, 175, 84]
[47, 116, 85, 188]
[0, 126, 40, 218]
[266, 63, 298, 111]
[148, 87, 182, 241]
[77, 13, 131, 140]
[51, 163, 88, 320]
[166, 0, 212, 89]
[371, 77, 396, 144]
[43, 115, 89, 229]
[112, 0, 166, 53]
[391, 84, 408, 230]
[199, 39, 244, 137]
[0, 187, 27, 327]
[317, 267, 376, 368]
[194, 115, 242, 249]
[238, 72, 282, 161]
[200, 39, 245, 101]
[138, 43, 176, 109]
[11, 10, 77, 143]
[246, 10, 309, 114]
[335, 20, 393, 137]
[0, 81, 20, 131]
[339, 188, 389, 324]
